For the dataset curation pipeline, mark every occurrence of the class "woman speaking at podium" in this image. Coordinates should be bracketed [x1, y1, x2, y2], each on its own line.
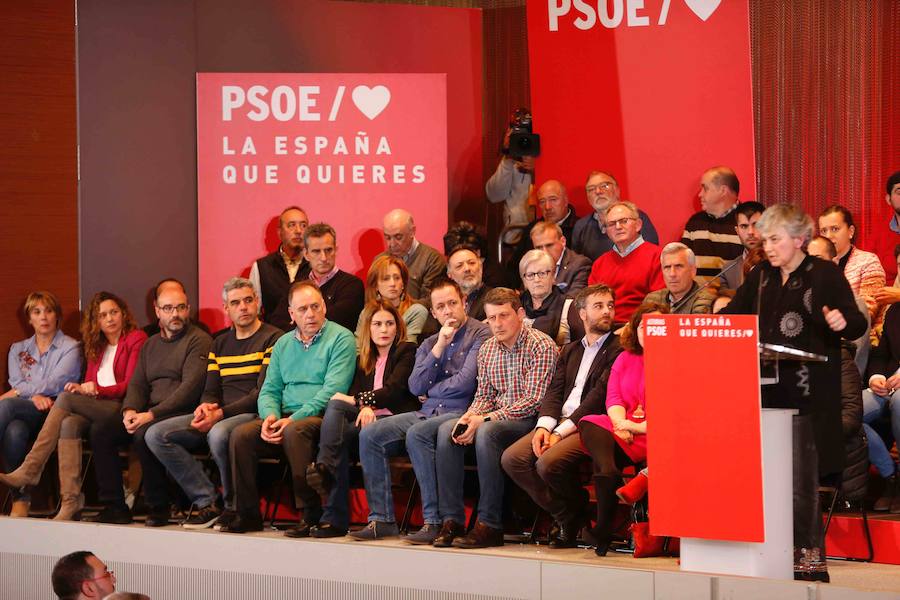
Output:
[722, 203, 866, 582]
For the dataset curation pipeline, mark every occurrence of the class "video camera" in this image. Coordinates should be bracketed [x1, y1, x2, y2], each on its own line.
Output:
[503, 108, 541, 159]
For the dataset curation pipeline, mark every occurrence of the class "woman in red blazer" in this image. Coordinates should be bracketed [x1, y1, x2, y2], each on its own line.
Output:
[0, 291, 147, 520]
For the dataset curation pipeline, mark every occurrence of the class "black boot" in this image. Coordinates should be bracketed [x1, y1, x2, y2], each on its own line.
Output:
[873, 473, 897, 512]
[588, 475, 620, 557]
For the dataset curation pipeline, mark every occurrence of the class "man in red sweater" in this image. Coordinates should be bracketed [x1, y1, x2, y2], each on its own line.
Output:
[587, 201, 664, 324]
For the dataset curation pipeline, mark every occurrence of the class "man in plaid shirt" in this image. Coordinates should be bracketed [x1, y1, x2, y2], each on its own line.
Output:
[440, 287, 559, 548]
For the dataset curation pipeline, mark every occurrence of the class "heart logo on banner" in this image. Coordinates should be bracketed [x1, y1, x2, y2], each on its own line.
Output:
[352, 85, 391, 120]
[684, 0, 721, 21]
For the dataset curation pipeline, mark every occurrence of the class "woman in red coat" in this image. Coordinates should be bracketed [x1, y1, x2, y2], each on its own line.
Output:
[0, 291, 147, 520]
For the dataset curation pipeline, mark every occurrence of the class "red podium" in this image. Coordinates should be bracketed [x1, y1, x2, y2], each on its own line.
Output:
[643, 314, 795, 579]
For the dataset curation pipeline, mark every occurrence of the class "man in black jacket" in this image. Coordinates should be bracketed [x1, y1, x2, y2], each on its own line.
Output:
[304, 222, 364, 332]
[501, 283, 622, 547]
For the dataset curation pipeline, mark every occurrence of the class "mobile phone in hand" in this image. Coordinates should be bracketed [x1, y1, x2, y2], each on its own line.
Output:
[451, 422, 468, 439]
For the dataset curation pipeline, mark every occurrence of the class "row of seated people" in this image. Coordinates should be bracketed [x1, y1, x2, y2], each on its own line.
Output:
[0, 275, 654, 555]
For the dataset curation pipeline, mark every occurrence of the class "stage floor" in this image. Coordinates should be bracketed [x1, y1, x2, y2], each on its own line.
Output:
[1, 517, 899, 599]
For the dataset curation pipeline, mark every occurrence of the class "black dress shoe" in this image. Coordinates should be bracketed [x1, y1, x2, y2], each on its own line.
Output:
[452, 521, 505, 549]
[219, 515, 264, 534]
[432, 520, 466, 548]
[284, 520, 316, 538]
[144, 507, 171, 527]
[84, 505, 133, 525]
[310, 522, 348, 538]
[547, 521, 562, 545]
[548, 519, 582, 549]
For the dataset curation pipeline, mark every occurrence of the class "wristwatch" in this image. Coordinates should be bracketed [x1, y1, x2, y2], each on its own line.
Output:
[482, 414, 492, 423]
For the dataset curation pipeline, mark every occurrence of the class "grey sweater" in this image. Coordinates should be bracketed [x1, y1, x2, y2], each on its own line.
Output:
[123, 324, 212, 419]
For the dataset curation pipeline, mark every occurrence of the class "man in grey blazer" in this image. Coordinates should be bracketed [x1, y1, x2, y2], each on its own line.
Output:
[530, 221, 592, 297]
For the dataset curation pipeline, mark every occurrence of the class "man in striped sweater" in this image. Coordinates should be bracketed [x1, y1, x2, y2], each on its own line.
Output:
[681, 166, 745, 282]
[144, 277, 283, 529]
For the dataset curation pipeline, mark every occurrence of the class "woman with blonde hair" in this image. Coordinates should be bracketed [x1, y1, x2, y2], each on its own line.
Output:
[357, 255, 428, 343]
[0, 291, 146, 520]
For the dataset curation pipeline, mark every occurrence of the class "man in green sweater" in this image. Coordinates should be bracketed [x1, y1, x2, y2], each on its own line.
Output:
[222, 281, 356, 535]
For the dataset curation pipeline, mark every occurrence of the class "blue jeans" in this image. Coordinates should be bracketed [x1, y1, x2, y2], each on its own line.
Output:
[862, 388, 900, 478]
[315, 399, 361, 530]
[358, 411, 460, 524]
[0, 397, 46, 500]
[145, 412, 256, 509]
[435, 417, 535, 529]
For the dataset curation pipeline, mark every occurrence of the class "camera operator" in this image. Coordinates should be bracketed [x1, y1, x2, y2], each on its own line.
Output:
[486, 109, 539, 245]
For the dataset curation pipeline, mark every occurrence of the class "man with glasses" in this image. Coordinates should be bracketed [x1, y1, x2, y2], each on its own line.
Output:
[588, 201, 664, 324]
[51, 551, 116, 599]
[529, 221, 591, 296]
[87, 286, 212, 524]
[570, 171, 659, 261]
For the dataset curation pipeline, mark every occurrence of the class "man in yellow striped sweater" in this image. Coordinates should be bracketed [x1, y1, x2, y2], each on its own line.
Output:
[144, 277, 283, 530]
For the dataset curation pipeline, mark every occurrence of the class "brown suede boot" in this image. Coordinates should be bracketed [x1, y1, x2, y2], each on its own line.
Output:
[0, 405, 68, 489]
[53, 439, 84, 521]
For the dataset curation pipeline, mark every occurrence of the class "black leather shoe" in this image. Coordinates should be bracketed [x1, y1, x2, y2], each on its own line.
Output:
[432, 520, 466, 548]
[219, 515, 264, 534]
[84, 505, 133, 525]
[310, 522, 348, 538]
[452, 521, 505, 549]
[144, 507, 171, 527]
[549, 519, 583, 549]
[284, 520, 316, 538]
[547, 521, 562, 545]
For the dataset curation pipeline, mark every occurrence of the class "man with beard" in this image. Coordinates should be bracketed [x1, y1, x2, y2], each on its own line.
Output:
[144, 277, 283, 530]
[87, 286, 212, 524]
[718, 201, 764, 290]
[502, 284, 622, 547]
[249, 206, 311, 331]
[570, 171, 659, 261]
[446, 245, 492, 321]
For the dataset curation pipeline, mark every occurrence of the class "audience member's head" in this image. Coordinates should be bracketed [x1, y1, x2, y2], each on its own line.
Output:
[756, 203, 814, 268]
[818, 205, 856, 258]
[81, 291, 138, 362]
[102, 593, 150, 600]
[886, 171, 900, 214]
[365, 255, 413, 310]
[483, 287, 525, 347]
[429, 278, 467, 329]
[529, 221, 567, 263]
[277, 206, 309, 256]
[24, 290, 62, 335]
[52, 551, 115, 599]
[287, 281, 326, 337]
[659, 242, 697, 299]
[443, 221, 488, 258]
[221, 276, 261, 331]
[382, 209, 416, 258]
[620, 302, 669, 355]
[574, 284, 616, 336]
[446, 246, 484, 296]
[698, 166, 740, 217]
[519, 249, 556, 303]
[153, 278, 186, 300]
[358, 300, 406, 375]
[154, 285, 190, 339]
[735, 201, 765, 250]
[303, 222, 338, 277]
[536, 180, 569, 223]
[584, 171, 620, 216]
[807, 235, 837, 262]
[604, 201, 643, 249]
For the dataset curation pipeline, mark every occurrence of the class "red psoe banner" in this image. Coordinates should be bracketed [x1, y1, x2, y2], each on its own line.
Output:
[526, 0, 757, 243]
[197, 73, 447, 331]
[643, 313, 764, 542]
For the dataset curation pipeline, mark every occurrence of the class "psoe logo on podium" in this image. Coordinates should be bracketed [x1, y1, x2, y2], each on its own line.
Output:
[547, 0, 722, 30]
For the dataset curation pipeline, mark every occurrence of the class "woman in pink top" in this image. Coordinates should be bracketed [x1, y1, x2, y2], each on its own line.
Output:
[0, 291, 146, 520]
[578, 302, 668, 555]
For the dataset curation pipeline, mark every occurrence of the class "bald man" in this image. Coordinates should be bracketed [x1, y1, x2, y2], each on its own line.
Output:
[377, 209, 447, 302]
[681, 166, 744, 282]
